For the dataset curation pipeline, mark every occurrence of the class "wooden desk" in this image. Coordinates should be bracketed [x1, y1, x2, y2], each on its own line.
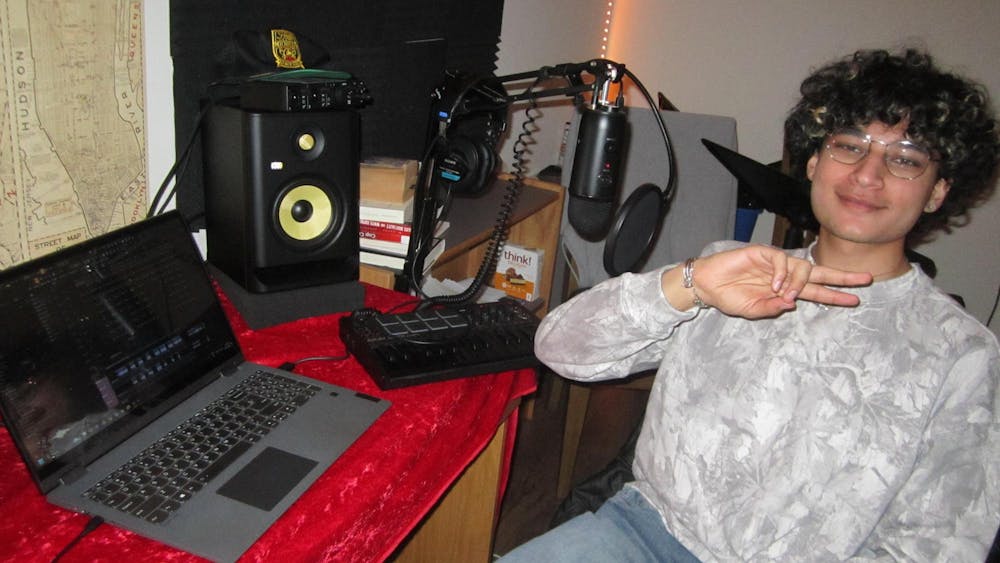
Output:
[392, 401, 516, 563]
[361, 176, 565, 315]
[365, 176, 566, 559]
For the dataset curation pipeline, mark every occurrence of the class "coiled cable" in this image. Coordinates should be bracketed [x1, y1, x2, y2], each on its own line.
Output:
[417, 79, 543, 308]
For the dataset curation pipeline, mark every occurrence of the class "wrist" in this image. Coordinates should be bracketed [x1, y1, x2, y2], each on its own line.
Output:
[682, 258, 709, 309]
[660, 260, 708, 311]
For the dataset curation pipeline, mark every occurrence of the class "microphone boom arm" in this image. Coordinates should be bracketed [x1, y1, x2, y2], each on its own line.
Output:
[497, 58, 627, 107]
[496, 59, 677, 275]
[404, 58, 673, 297]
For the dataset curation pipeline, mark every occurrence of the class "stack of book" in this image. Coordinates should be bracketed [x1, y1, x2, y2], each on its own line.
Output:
[359, 218, 448, 271]
[358, 157, 447, 271]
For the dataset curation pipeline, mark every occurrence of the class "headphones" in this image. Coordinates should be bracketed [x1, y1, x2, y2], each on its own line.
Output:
[426, 71, 509, 196]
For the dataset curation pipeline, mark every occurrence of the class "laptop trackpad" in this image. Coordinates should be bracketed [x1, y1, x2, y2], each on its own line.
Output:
[217, 447, 318, 511]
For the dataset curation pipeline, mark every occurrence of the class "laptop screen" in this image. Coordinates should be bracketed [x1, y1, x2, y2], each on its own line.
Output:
[0, 212, 241, 490]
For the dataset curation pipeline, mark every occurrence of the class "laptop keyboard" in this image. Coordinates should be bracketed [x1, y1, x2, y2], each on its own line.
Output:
[83, 370, 321, 524]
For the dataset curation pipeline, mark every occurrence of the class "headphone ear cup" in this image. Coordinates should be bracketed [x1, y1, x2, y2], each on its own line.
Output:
[435, 135, 496, 196]
[428, 73, 507, 196]
[466, 137, 496, 196]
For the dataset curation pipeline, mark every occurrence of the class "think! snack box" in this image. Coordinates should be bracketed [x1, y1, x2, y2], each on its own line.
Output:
[492, 244, 543, 301]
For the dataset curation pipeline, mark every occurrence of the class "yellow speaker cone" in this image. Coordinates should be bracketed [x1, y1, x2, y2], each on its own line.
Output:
[277, 184, 334, 241]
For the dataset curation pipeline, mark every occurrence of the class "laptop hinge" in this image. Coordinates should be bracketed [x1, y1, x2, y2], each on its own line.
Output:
[220, 356, 244, 377]
[58, 464, 88, 487]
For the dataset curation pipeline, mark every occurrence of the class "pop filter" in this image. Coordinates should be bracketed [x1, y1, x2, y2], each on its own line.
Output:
[602, 183, 665, 276]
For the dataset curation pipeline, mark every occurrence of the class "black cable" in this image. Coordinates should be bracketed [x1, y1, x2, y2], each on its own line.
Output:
[147, 102, 210, 218]
[403, 71, 500, 281]
[418, 89, 542, 308]
[147, 77, 244, 219]
[407, 187, 454, 294]
[155, 139, 197, 217]
[278, 354, 351, 372]
[404, 136, 450, 291]
[986, 282, 999, 327]
[623, 67, 677, 205]
[384, 298, 421, 314]
[51, 515, 104, 562]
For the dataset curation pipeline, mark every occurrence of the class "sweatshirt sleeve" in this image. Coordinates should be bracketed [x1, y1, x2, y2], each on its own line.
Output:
[853, 343, 1000, 561]
[533, 264, 699, 382]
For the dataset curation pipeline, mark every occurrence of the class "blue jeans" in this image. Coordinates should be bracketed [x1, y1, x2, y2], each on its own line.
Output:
[498, 486, 701, 563]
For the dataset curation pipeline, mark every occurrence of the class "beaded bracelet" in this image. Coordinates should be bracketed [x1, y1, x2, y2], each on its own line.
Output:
[682, 257, 708, 309]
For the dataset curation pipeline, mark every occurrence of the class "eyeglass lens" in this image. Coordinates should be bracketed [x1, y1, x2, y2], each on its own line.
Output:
[826, 130, 932, 179]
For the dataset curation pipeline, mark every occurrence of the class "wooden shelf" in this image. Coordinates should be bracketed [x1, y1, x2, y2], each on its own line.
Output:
[359, 175, 565, 314]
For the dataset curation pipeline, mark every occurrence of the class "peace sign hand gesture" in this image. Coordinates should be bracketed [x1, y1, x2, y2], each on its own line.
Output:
[662, 245, 873, 319]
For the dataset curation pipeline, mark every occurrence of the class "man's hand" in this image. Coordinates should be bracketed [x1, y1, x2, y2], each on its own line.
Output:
[662, 245, 873, 319]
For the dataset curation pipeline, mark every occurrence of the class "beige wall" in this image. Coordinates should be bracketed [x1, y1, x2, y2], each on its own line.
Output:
[495, 0, 611, 170]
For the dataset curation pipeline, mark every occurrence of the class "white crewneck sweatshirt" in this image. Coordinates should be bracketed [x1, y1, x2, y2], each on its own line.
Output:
[535, 241, 999, 561]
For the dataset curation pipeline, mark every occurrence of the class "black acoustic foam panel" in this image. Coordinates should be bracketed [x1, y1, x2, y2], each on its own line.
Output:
[169, 0, 504, 229]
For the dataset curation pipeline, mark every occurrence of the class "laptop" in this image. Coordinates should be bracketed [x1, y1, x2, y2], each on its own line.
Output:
[0, 211, 389, 562]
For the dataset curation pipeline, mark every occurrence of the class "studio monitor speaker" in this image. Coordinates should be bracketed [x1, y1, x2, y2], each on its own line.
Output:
[202, 102, 360, 293]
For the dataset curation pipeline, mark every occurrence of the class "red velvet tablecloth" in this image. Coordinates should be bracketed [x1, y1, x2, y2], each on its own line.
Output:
[0, 283, 537, 562]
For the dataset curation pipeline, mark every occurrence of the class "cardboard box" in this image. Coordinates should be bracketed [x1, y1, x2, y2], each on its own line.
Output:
[359, 157, 419, 203]
[492, 244, 543, 301]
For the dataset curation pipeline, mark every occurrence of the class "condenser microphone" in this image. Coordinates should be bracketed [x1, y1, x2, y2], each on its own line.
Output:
[567, 103, 628, 240]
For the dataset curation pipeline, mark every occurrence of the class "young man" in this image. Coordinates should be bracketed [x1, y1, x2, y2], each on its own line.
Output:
[502, 49, 1000, 561]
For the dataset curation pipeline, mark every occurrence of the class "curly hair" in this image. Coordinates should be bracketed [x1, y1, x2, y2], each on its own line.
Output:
[784, 48, 1000, 245]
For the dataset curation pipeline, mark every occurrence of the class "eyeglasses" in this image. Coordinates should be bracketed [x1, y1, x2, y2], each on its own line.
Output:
[824, 129, 935, 180]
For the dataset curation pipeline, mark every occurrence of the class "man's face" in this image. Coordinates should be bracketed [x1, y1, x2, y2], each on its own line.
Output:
[806, 121, 950, 248]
